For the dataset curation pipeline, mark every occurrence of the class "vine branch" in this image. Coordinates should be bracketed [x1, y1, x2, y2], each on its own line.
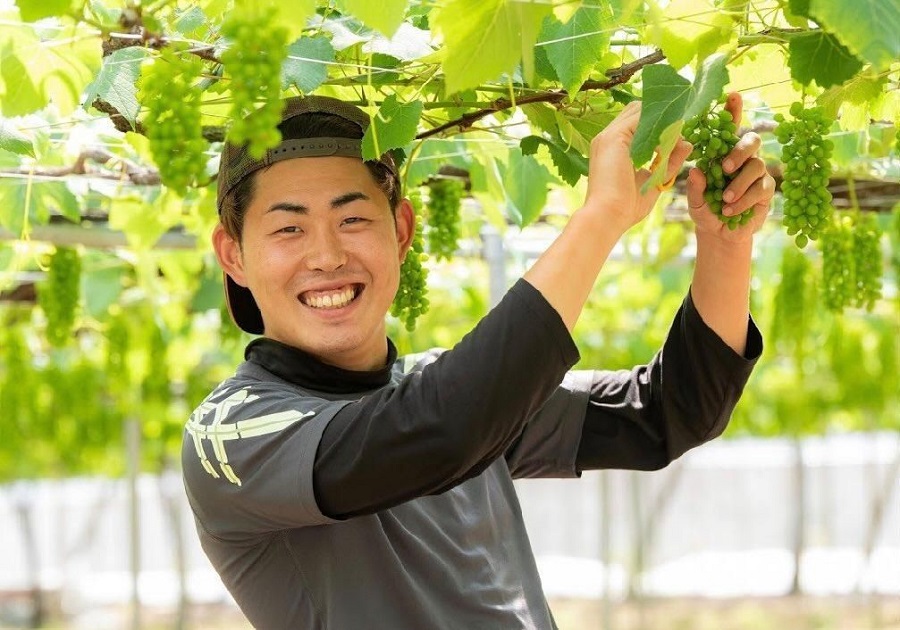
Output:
[0, 149, 160, 186]
[414, 50, 666, 141]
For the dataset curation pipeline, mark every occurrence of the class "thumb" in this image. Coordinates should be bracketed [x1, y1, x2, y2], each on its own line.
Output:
[686, 167, 708, 210]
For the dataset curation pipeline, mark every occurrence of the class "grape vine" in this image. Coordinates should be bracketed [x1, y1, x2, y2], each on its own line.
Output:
[391, 189, 430, 331]
[220, 5, 289, 159]
[426, 178, 464, 260]
[683, 98, 752, 230]
[37, 247, 81, 348]
[774, 102, 835, 249]
[138, 49, 208, 195]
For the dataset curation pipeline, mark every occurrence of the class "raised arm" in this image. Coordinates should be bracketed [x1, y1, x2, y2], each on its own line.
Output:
[523, 101, 693, 331]
[686, 92, 776, 355]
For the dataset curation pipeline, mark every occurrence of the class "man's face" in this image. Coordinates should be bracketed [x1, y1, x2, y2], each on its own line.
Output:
[214, 156, 414, 371]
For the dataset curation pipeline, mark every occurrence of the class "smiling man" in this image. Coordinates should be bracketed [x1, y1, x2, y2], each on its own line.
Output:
[183, 95, 773, 629]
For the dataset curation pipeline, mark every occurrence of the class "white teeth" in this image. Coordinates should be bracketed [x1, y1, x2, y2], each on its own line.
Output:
[302, 287, 357, 310]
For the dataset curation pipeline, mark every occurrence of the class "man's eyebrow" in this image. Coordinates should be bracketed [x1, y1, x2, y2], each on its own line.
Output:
[331, 191, 370, 207]
[267, 202, 308, 214]
[266, 192, 370, 214]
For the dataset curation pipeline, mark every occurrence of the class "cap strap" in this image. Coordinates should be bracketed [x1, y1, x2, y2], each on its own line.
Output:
[267, 138, 362, 164]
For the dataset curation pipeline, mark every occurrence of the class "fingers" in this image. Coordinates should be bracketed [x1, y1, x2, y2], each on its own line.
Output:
[721, 156, 767, 210]
[596, 100, 642, 142]
[724, 92, 743, 126]
[723, 171, 776, 217]
[722, 131, 761, 175]
[685, 167, 708, 210]
[653, 139, 693, 191]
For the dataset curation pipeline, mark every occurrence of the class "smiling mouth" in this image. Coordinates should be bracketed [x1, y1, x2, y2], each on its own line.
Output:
[299, 284, 361, 310]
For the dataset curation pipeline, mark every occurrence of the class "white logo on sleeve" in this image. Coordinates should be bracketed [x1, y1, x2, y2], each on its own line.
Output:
[185, 388, 314, 486]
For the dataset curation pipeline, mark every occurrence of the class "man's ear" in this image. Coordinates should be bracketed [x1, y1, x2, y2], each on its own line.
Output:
[395, 198, 416, 262]
[212, 223, 248, 287]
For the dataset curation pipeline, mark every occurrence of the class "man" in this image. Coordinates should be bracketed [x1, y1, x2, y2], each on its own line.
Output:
[183, 93, 773, 629]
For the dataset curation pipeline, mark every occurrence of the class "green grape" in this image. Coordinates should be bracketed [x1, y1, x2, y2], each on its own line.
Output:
[852, 212, 883, 311]
[426, 178, 464, 261]
[774, 103, 835, 248]
[391, 189, 430, 331]
[771, 246, 812, 356]
[221, 5, 289, 159]
[819, 214, 856, 312]
[683, 97, 751, 230]
[1, 326, 38, 434]
[138, 48, 208, 195]
[38, 246, 81, 348]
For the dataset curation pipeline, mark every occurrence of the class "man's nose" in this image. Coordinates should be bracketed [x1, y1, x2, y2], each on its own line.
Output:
[305, 228, 347, 271]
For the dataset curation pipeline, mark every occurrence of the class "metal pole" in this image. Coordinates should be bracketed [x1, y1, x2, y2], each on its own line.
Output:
[480, 224, 506, 308]
[601, 471, 613, 630]
[126, 417, 142, 630]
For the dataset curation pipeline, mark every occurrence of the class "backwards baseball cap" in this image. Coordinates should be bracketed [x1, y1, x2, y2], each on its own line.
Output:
[216, 95, 401, 334]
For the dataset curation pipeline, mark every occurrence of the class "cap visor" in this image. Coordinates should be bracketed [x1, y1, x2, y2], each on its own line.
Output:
[224, 274, 264, 335]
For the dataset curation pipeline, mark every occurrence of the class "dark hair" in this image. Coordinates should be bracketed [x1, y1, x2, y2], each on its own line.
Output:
[219, 113, 401, 242]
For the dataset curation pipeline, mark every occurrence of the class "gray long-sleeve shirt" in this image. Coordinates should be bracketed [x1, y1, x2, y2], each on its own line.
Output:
[182, 279, 761, 629]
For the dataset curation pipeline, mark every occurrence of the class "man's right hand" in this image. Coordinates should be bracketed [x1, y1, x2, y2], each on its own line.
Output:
[581, 100, 692, 236]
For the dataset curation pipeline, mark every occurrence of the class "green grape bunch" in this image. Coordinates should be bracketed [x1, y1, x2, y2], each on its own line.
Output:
[771, 246, 813, 354]
[426, 178, 464, 260]
[138, 49, 208, 195]
[852, 212, 883, 311]
[391, 189, 430, 331]
[774, 102, 835, 249]
[221, 5, 289, 159]
[38, 246, 81, 348]
[683, 96, 752, 231]
[819, 214, 856, 312]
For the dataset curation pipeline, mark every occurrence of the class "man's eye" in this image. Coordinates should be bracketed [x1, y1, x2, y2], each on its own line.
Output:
[278, 226, 301, 234]
[342, 217, 367, 226]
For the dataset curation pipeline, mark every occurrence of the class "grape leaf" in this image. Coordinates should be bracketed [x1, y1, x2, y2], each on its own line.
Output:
[268, 0, 317, 42]
[520, 135, 588, 186]
[541, 7, 609, 95]
[82, 262, 126, 320]
[646, 0, 735, 69]
[434, 0, 551, 95]
[501, 149, 555, 227]
[15, 0, 73, 22]
[0, 180, 77, 235]
[631, 56, 728, 167]
[337, 0, 408, 37]
[630, 66, 685, 166]
[808, 0, 900, 71]
[682, 53, 730, 121]
[0, 23, 100, 117]
[173, 6, 207, 36]
[405, 138, 471, 188]
[641, 120, 684, 193]
[82, 47, 147, 125]
[789, 0, 811, 18]
[281, 36, 335, 94]
[361, 95, 423, 161]
[788, 31, 863, 89]
[363, 22, 434, 62]
[0, 45, 46, 116]
[817, 73, 889, 121]
[0, 119, 34, 157]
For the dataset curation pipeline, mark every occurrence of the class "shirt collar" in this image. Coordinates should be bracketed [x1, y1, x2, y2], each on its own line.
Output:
[244, 336, 397, 394]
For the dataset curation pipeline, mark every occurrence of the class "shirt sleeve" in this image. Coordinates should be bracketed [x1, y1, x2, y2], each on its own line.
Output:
[181, 384, 350, 536]
[574, 286, 763, 472]
[313, 279, 580, 519]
